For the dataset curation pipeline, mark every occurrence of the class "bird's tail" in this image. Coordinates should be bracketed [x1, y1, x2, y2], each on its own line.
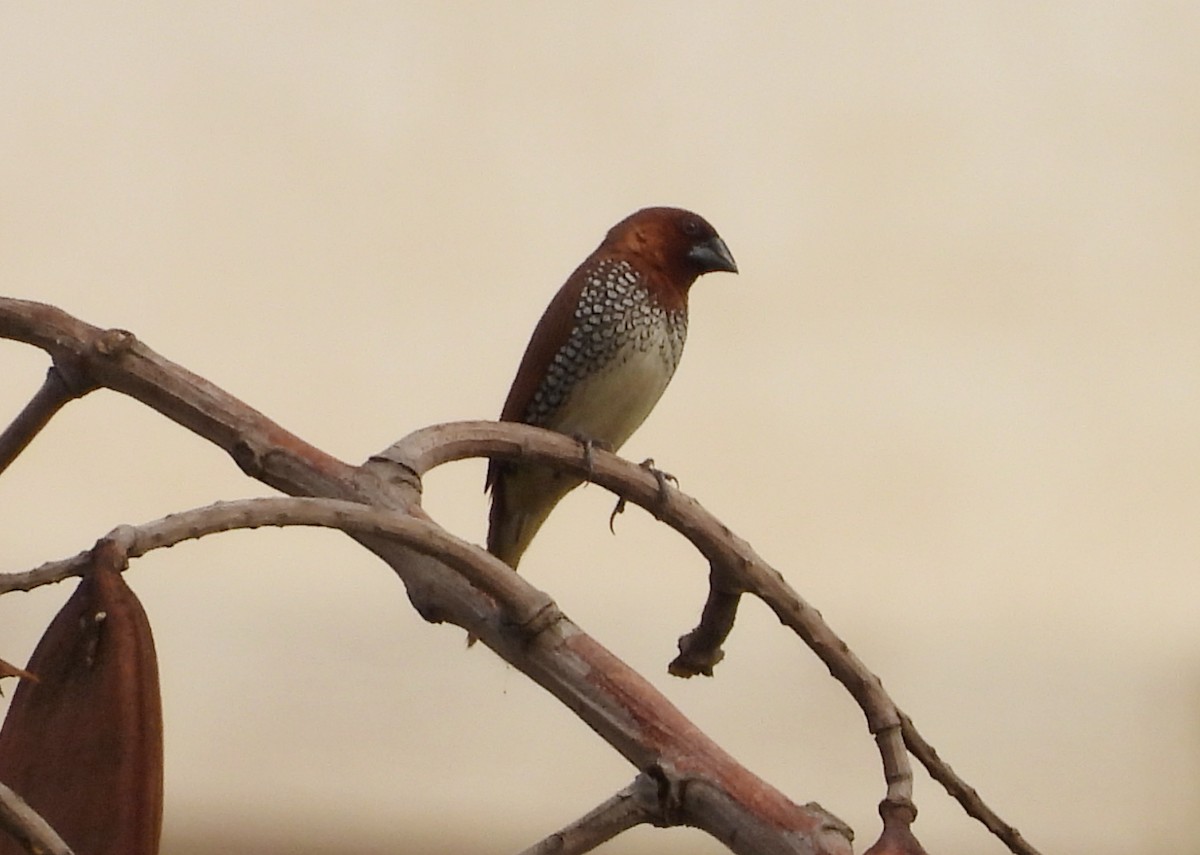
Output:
[468, 465, 580, 647]
[464, 499, 530, 647]
[487, 464, 578, 570]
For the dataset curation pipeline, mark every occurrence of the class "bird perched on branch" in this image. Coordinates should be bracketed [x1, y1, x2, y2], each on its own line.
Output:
[486, 206, 737, 573]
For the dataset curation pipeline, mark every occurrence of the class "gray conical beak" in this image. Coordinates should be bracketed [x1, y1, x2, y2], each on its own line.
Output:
[689, 235, 738, 274]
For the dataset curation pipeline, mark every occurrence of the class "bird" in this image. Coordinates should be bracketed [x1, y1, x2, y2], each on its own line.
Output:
[485, 206, 737, 574]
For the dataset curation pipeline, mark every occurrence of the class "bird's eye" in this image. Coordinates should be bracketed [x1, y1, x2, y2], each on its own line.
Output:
[682, 218, 702, 237]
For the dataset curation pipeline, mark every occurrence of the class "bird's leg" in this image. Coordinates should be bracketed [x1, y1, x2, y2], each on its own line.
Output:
[609, 458, 678, 533]
[572, 433, 612, 481]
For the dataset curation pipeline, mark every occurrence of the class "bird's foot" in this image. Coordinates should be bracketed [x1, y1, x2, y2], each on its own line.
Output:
[642, 458, 679, 508]
[573, 434, 612, 481]
[609, 458, 678, 533]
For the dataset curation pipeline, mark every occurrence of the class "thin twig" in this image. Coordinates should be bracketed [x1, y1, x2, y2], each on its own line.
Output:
[0, 298, 360, 498]
[0, 364, 93, 477]
[898, 711, 1036, 855]
[517, 775, 653, 855]
[0, 780, 75, 855]
[0, 498, 557, 638]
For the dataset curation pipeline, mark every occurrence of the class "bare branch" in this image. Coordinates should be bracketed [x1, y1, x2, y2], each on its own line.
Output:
[0, 780, 75, 855]
[0, 298, 365, 498]
[0, 298, 1038, 855]
[0, 364, 94, 477]
[897, 711, 1036, 855]
[1, 493, 852, 853]
[0, 498, 559, 641]
[669, 565, 740, 678]
[517, 774, 654, 855]
[379, 422, 916, 806]
[381, 422, 1043, 855]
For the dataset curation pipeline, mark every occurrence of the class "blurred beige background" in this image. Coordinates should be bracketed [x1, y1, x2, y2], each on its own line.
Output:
[2, 4, 1198, 854]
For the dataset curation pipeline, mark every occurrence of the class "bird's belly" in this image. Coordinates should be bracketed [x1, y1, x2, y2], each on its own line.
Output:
[549, 342, 677, 452]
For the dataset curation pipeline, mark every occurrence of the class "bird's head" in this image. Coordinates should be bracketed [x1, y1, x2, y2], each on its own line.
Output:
[603, 207, 738, 296]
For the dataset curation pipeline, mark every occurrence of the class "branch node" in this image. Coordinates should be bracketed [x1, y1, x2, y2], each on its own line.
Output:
[103, 524, 141, 554]
[804, 801, 856, 842]
[47, 359, 94, 398]
[518, 777, 651, 855]
[513, 599, 565, 643]
[363, 451, 422, 493]
[878, 797, 918, 825]
[93, 327, 137, 358]
[0, 359, 97, 476]
[231, 439, 264, 476]
[643, 762, 686, 826]
[89, 535, 131, 574]
[864, 798, 926, 855]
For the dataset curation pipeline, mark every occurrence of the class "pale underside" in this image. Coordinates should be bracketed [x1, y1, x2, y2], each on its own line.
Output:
[492, 327, 682, 567]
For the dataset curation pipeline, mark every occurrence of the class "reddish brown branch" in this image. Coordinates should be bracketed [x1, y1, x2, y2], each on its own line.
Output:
[0, 298, 358, 497]
[380, 423, 916, 806]
[0, 297, 1040, 855]
[3, 502, 851, 854]
[383, 422, 1043, 855]
[0, 298, 851, 855]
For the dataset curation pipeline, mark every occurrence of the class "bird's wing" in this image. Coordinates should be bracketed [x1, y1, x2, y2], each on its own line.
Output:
[485, 266, 589, 492]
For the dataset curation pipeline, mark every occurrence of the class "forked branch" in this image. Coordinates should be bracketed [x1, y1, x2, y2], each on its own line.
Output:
[0, 364, 94, 477]
[0, 296, 1039, 855]
[0, 297, 851, 855]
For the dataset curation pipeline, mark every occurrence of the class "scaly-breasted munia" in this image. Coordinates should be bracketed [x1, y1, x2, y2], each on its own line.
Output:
[486, 206, 737, 571]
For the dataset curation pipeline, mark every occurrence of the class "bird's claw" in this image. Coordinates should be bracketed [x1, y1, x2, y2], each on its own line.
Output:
[609, 458, 678, 533]
[574, 434, 612, 481]
[608, 497, 626, 534]
[641, 458, 679, 500]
